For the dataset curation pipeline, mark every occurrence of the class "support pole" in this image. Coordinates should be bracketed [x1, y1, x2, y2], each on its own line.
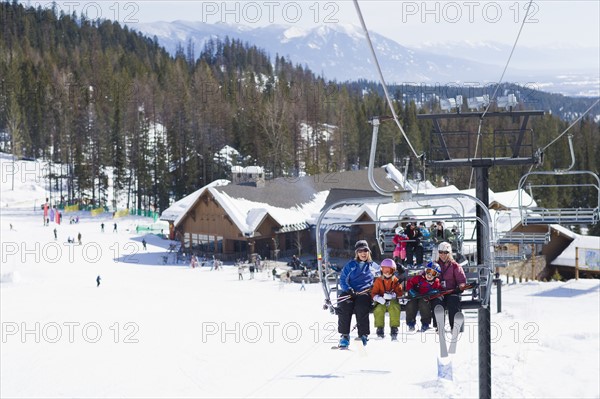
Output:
[475, 162, 492, 399]
[575, 247, 579, 280]
[494, 278, 502, 313]
[531, 244, 535, 280]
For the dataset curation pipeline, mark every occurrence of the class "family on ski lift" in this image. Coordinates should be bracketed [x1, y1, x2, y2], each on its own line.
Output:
[335, 239, 467, 349]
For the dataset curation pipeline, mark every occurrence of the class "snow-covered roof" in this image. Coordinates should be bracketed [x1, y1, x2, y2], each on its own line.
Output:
[231, 165, 264, 174]
[492, 189, 536, 209]
[215, 190, 311, 234]
[160, 164, 539, 239]
[161, 180, 324, 235]
[551, 234, 600, 269]
[160, 180, 230, 225]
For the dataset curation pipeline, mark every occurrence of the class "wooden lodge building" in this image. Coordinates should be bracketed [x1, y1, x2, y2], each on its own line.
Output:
[160, 167, 397, 261]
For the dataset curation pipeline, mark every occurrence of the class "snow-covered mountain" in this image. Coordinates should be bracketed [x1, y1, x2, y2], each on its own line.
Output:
[130, 21, 599, 96]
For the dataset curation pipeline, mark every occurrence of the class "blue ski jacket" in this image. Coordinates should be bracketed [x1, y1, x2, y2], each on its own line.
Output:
[339, 259, 375, 293]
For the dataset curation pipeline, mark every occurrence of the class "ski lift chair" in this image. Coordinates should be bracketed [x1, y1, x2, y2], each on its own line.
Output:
[518, 170, 600, 225]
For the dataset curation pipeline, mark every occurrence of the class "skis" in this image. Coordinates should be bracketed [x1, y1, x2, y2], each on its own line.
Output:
[448, 312, 464, 354]
[434, 305, 448, 358]
[436, 311, 464, 380]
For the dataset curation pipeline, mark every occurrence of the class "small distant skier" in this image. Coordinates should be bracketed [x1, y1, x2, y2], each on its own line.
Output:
[300, 280, 306, 291]
[53, 228, 57, 240]
[96, 275, 101, 287]
[77, 232, 82, 245]
[238, 264, 244, 280]
[142, 238, 147, 250]
[272, 267, 277, 281]
[101, 222, 104, 232]
[9, 223, 13, 231]
[113, 222, 117, 233]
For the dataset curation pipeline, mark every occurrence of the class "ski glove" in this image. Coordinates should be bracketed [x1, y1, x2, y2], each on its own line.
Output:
[347, 288, 356, 299]
[453, 287, 462, 294]
[408, 288, 419, 298]
[383, 292, 396, 300]
[373, 295, 386, 305]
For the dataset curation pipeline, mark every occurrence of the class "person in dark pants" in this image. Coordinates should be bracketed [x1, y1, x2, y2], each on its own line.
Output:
[436, 242, 467, 330]
[96, 275, 101, 287]
[405, 262, 443, 332]
[404, 222, 424, 266]
[336, 240, 376, 348]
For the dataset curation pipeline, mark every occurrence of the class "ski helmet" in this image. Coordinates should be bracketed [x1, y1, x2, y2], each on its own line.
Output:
[380, 258, 396, 272]
[425, 261, 441, 276]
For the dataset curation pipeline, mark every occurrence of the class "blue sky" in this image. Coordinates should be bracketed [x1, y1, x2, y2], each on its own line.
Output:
[34, 0, 598, 48]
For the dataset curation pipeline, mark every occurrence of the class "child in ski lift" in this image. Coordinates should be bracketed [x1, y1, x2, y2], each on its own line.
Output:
[392, 227, 408, 266]
[405, 261, 443, 332]
[336, 240, 376, 349]
[371, 258, 403, 340]
[435, 242, 467, 331]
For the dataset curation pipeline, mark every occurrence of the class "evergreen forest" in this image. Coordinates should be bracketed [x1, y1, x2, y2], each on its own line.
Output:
[1, 1, 598, 233]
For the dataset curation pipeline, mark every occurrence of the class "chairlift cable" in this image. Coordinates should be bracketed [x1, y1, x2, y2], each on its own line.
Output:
[468, 0, 534, 189]
[353, 0, 421, 160]
[540, 98, 600, 152]
[480, 0, 534, 120]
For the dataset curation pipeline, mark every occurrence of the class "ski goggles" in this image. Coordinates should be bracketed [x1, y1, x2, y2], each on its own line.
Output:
[425, 269, 438, 277]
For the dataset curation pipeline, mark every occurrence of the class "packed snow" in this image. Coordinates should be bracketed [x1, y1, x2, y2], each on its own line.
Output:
[1, 157, 599, 398]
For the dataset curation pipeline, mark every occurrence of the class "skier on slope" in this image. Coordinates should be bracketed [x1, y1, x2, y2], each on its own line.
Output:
[371, 258, 403, 340]
[435, 242, 467, 331]
[335, 240, 376, 349]
[405, 261, 443, 332]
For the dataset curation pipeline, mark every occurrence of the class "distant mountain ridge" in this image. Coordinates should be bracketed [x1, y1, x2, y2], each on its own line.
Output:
[131, 21, 599, 97]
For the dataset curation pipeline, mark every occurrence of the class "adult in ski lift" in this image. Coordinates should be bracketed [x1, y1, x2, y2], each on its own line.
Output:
[336, 240, 376, 349]
[404, 221, 424, 266]
[434, 242, 467, 331]
[433, 221, 445, 243]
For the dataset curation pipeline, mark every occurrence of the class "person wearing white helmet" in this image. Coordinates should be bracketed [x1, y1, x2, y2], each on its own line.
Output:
[371, 258, 404, 340]
[335, 240, 376, 349]
[435, 241, 467, 330]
